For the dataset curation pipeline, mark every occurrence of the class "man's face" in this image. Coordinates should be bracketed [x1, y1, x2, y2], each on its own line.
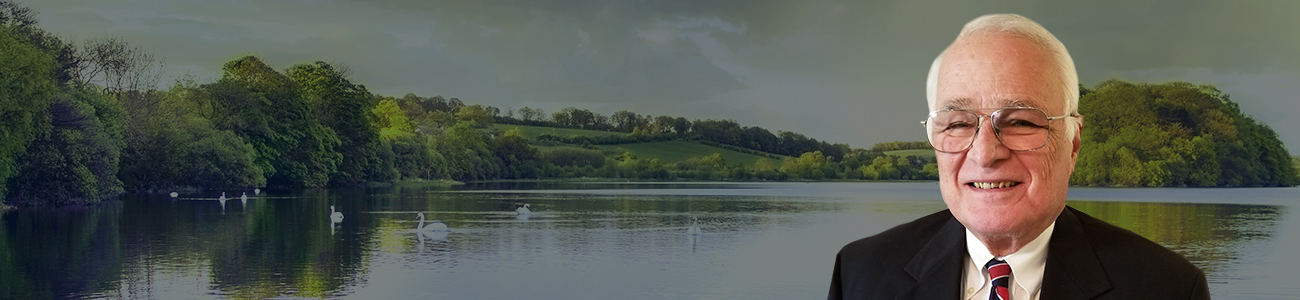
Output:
[933, 33, 1082, 239]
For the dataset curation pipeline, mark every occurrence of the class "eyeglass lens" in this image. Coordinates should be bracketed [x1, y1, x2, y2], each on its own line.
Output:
[926, 108, 1051, 152]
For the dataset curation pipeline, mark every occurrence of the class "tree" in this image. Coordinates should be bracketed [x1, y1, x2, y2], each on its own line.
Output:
[492, 128, 540, 179]
[215, 56, 341, 187]
[72, 36, 165, 93]
[288, 61, 390, 184]
[372, 98, 414, 140]
[6, 85, 128, 205]
[1073, 80, 1296, 187]
[0, 24, 58, 203]
[454, 104, 494, 127]
[611, 110, 642, 132]
[117, 75, 273, 191]
[672, 117, 691, 136]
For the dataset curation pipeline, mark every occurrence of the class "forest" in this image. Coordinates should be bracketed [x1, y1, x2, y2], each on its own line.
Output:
[1072, 80, 1299, 187]
[1, 2, 1295, 208]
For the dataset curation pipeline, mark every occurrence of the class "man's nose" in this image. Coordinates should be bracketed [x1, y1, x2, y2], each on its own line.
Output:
[966, 119, 1011, 166]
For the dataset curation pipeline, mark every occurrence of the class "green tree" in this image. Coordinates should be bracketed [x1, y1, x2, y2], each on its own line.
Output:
[213, 56, 342, 187]
[492, 128, 539, 179]
[6, 85, 126, 205]
[1075, 80, 1297, 187]
[118, 80, 268, 191]
[288, 62, 390, 184]
[372, 98, 414, 140]
[0, 25, 57, 203]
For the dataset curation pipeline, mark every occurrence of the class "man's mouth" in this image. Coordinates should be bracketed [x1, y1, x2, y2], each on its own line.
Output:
[968, 181, 1021, 189]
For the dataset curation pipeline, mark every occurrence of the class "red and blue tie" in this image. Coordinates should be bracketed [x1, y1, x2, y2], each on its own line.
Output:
[985, 259, 1011, 300]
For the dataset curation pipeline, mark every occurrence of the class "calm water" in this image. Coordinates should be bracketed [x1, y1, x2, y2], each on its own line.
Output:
[1, 182, 1297, 299]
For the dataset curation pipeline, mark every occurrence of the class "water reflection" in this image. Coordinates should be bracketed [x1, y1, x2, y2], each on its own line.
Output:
[1069, 201, 1288, 287]
[0, 183, 1295, 299]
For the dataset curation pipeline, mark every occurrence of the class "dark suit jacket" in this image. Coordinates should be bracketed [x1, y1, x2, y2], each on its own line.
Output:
[828, 206, 1210, 299]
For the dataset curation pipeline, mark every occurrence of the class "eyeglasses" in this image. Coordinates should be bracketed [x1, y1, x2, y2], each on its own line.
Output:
[920, 107, 1079, 153]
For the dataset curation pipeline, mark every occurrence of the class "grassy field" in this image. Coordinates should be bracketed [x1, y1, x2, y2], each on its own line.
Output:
[497, 124, 784, 166]
[597, 141, 778, 166]
[883, 149, 936, 157]
[493, 124, 625, 139]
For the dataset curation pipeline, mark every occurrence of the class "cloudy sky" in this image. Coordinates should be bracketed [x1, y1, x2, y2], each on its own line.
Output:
[22, 0, 1300, 153]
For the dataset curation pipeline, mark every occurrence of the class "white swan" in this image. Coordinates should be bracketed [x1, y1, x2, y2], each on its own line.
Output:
[169, 192, 178, 198]
[218, 192, 227, 213]
[516, 203, 532, 215]
[415, 213, 449, 232]
[330, 205, 344, 223]
[686, 216, 701, 235]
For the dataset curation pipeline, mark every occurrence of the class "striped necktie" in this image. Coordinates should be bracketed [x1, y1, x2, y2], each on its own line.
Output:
[985, 259, 1011, 300]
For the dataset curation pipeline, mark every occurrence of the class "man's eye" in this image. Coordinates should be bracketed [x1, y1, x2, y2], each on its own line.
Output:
[1003, 119, 1043, 128]
[946, 122, 974, 130]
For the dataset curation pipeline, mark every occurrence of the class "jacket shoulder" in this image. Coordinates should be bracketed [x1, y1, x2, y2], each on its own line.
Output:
[839, 209, 955, 259]
[831, 210, 961, 299]
[1054, 207, 1210, 299]
[1070, 207, 1203, 276]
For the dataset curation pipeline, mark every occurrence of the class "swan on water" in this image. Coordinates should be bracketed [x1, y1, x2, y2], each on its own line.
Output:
[169, 192, 178, 198]
[415, 212, 449, 232]
[687, 216, 701, 235]
[330, 205, 344, 223]
[218, 192, 227, 213]
[516, 203, 532, 215]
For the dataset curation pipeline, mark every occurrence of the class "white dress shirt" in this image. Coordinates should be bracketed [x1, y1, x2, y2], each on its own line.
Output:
[962, 222, 1055, 300]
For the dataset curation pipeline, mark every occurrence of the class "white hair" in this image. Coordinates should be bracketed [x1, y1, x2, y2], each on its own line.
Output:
[925, 14, 1079, 134]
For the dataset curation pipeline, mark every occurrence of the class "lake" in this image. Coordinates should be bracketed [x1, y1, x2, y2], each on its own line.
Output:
[1, 182, 1297, 299]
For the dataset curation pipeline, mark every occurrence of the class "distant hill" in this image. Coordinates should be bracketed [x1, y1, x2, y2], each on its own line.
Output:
[883, 149, 935, 158]
[493, 124, 624, 139]
[599, 141, 781, 166]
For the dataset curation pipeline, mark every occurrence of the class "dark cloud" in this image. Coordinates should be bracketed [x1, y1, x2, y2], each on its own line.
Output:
[21, 0, 1300, 152]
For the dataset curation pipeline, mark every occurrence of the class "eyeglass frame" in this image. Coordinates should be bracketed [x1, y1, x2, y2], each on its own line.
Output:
[919, 107, 1080, 153]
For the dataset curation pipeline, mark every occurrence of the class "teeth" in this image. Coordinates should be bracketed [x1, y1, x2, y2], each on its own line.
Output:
[972, 182, 1019, 189]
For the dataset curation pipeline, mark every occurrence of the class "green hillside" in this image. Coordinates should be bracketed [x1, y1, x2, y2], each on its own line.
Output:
[494, 124, 624, 139]
[884, 149, 936, 157]
[598, 141, 779, 166]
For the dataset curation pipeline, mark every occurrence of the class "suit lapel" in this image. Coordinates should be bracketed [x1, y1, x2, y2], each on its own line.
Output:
[1041, 207, 1112, 300]
[899, 215, 967, 300]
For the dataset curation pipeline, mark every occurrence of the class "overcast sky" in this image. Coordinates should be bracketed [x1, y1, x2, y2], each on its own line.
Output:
[22, 0, 1300, 153]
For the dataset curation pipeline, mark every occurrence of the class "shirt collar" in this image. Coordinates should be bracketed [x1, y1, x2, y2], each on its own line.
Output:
[965, 221, 1055, 297]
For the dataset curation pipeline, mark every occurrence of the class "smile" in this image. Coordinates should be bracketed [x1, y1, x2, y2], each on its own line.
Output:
[969, 181, 1021, 189]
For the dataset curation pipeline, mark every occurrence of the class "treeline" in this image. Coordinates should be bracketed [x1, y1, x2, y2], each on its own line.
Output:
[2, 4, 130, 206]
[1, 0, 931, 208]
[535, 148, 937, 182]
[1072, 80, 1299, 187]
[5, 2, 1296, 208]
[869, 141, 930, 152]
[498, 107, 853, 159]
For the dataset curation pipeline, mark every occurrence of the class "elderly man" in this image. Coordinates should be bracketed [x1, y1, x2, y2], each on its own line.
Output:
[828, 14, 1209, 300]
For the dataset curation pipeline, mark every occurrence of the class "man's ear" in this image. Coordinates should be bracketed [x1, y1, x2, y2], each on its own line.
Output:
[1070, 115, 1084, 160]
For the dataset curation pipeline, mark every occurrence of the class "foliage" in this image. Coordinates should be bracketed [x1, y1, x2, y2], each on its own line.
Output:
[869, 141, 930, 152]
[288, 61, 390, 185]
[541, 147, 606, 168]
[221, 57, 342, 187]
[0, 24, 58, 203]
[6, 85, 127, 205]
[116, 82, 266, 191]
[1072, 80, 1298, 187]
[10, 0, 1295, 208]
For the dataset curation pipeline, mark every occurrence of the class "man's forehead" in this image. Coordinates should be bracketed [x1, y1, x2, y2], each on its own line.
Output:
[938, 98, 1039, 110]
